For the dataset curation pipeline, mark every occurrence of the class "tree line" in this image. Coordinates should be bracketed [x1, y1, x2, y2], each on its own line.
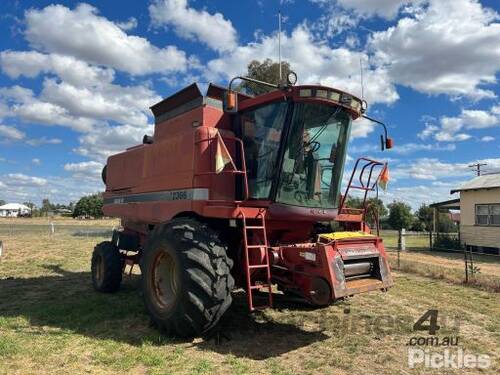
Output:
[0, 194, 104, 218]
[346, 197, 457, 233]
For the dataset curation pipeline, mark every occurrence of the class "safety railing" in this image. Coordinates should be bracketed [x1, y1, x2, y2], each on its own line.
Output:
[194, 132, 249, 204]
[337, 157, 386, 227]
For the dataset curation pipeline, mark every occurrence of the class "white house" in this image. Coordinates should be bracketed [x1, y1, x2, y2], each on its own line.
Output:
[451, 174, 500, 254]
[0, 203, 32, 217]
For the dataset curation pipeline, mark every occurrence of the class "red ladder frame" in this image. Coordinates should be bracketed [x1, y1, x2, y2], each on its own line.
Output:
[238, 210, 273, 311]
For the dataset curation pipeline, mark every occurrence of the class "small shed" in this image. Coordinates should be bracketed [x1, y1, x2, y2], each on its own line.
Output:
[0, 203, 32, 217]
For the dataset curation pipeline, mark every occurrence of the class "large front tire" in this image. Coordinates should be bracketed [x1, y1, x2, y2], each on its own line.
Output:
[141, 218, 234, 337]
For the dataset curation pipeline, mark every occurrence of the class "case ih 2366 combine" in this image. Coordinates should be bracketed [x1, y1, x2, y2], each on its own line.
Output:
[92, 73, 394, 337]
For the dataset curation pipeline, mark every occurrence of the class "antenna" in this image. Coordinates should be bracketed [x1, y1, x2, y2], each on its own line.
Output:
[360, 57, 365, 100]
[278, 10, 282, 83]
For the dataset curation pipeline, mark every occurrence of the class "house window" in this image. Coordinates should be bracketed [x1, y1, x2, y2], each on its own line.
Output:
[475, 204, 500, 226]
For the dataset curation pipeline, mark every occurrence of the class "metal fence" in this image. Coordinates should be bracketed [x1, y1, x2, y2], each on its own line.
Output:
[0, 222, 114, 237]
[383, 230, 500, 289]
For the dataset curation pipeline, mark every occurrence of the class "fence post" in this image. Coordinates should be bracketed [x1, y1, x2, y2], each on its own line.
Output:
[429, 230, 433, 249]
[398, 228, 406, 251]
[397, 246, 400, 270]
[464, 243, 468, 284]
[469, 246, 474, 279]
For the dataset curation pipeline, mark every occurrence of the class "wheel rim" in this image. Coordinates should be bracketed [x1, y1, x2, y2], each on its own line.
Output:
[95, 254, 104, 287]
[151, 250, 178, 309]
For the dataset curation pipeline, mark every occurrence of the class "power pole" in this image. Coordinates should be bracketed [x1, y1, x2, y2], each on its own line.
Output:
[468, 163, 487, 176]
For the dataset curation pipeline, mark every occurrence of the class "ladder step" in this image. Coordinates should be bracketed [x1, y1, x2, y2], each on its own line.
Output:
[246, 245, 265, 249]
[251, 305, 271, 311]
[245, 226, 265, 230]
[249, 284, 271, 290]
[248, 264, 269, 269]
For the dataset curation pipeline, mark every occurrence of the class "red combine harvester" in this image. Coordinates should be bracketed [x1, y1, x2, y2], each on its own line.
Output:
[92, 73, 394, 337]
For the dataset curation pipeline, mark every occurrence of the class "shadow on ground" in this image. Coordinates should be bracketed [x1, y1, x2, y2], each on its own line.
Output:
[0, 265, 329, 359]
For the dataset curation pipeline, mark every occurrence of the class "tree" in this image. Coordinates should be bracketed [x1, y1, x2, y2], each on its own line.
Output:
[366, 198, 388, 218]
[73, 194, 103, 218]
[387, 201, 414, 232]
[23, 201, 35, 210]
[344, 196, 387, 228]
[41, 198, 54, 215]
[239, 59, 293, 95]
[416, 204, 433, 232]
[345, 196, 363, 209]
[438, 213, 457, 233]
[0, 199, 5, 206]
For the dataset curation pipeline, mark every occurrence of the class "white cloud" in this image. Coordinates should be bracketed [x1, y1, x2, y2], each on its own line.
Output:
[40, 78, 157, 127]
[1, 78, 159, 132]
[417, 123, 439, 140]
[207, 24, 398, 105]
[0, 51, 115, 87]
[369, 0, 500, 99]
[64, 160, 103, 179]
[481, 136, 495, 142]
[391, 142, 456, 155]
[419, 105, 500, 142]
[149, 0, 237, 52]
[5, 173, 47, 187]
[74, 123, 153, 162]
[32, 158, 41, 165]
[116, 17, 138, 31]
[0, 173, 103, 205]
[336, 0, 414, 19]
[351, 117, 377, 138]
[25, 137, 62, 146]
[393, 157, 500, 181]
[24, 3, 189, 75]
[0, 124, 25, 140]
[64, 160, 102, 172]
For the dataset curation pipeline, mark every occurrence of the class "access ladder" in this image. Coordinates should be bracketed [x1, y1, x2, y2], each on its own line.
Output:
[238, 210, 273, 311]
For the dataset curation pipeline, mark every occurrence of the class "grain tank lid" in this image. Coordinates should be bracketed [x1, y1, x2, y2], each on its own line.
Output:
[150, 83, 202, 117]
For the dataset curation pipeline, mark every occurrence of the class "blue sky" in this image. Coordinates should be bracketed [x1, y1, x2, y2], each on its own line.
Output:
[0, 0, 499, 208]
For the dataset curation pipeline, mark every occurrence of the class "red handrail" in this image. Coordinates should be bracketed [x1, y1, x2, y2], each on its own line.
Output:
[338, 157, 386, 227]
[194, 133, 249, 202]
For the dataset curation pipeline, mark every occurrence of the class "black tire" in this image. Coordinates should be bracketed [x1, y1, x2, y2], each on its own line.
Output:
[141, 218, 234, 337]
[91, 241, 123, 293]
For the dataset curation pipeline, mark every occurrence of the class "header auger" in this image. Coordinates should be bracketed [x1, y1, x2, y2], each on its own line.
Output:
[92, 73, 394, 337]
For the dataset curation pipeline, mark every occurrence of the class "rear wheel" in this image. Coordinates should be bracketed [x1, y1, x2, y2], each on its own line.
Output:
[91, 241, 123, 292]
[141, 218, 234, 337]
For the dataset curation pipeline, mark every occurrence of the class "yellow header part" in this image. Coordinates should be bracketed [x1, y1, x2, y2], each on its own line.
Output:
[318, 231, 375, 241]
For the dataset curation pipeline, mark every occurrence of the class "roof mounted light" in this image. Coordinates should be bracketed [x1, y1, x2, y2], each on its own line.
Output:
[361, 99, 368, 114]
[287, 71, 298, 86]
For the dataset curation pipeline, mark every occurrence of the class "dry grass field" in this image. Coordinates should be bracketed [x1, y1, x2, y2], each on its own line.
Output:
[0, 219, 498, 374]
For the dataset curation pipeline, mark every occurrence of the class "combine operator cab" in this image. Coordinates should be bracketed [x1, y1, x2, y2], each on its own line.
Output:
[93, 72, 394, 337]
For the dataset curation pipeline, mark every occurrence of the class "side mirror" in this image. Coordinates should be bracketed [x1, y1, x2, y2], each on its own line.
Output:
[386, 138, 394, 149]
[224, 90, 237, 113]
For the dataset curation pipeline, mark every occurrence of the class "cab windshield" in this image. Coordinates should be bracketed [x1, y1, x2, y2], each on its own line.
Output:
[276, 103, 351, 208]
[241, 101, 351, 209]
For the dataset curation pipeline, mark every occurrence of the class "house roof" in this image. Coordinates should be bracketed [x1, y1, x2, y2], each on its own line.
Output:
[451, 174, 500, 194]
[0, 203, 31, 210]
[429, 198, 460, 209]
